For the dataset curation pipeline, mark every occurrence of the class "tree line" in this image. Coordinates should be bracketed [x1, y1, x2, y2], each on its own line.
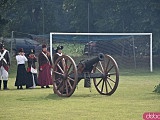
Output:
[0, 0, 160, 52]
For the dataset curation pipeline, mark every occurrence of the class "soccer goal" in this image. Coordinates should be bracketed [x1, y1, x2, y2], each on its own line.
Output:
[50, 33, 153, 72]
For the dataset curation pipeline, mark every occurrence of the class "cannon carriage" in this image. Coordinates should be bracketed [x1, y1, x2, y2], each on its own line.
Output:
[52, 53, 119, 97]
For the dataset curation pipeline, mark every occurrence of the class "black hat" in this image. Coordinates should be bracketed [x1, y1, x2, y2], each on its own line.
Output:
[55, 45, 63, 52]
[0, 42, 4, 49]
[19, 48, 24, 53]
[30, 49, 35, 54]
[42, 44, 47, 48]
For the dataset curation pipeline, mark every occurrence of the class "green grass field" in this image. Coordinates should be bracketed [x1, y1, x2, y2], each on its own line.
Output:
[0, 64, 160, 120]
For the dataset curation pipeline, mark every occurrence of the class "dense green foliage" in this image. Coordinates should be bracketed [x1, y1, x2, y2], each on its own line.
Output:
[0, 0, 160, 50]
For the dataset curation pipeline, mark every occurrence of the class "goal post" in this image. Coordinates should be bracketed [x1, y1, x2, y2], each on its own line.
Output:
[50, 32, 153, 72]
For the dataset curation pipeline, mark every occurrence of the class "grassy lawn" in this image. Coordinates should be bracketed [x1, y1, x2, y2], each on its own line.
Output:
[0, 66, 160, 120]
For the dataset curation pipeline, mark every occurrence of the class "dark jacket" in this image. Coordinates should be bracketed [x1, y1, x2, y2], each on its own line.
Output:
[27, 54, 37, 68]
[0, 49, 10, 67]
[38, 51, 52, 70]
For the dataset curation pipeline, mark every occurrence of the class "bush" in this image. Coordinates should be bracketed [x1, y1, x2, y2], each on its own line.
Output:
[153, 84, 160, 93]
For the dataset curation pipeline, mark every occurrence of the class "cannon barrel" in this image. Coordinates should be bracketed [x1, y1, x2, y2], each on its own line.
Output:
[76, 53, 105, 74]
[82, 53, 104, 68]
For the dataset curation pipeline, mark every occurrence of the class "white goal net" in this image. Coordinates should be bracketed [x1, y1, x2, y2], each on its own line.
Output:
[50, 33, 153, 72]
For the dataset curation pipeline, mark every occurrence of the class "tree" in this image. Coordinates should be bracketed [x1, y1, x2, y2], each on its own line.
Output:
[0, 0, 159, 53]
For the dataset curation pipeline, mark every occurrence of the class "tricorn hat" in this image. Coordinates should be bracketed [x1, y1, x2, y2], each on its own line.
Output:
[29, 49, 35, 54]
[19, 48, 24, 53]
[42, 44, 47, 48]
[0, 42, 4, 49]
[55, 45, 63, 52]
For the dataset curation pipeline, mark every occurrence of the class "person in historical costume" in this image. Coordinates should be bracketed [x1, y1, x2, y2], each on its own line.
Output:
[53, 45, 64, 64]
[53, 46, 64, 93]
[15, 48, 28, 89]
[53, 45, 64, 76]
[0, 42, 10, 90]
[26, 49, 38, 88]
[38, 44, 53, 88]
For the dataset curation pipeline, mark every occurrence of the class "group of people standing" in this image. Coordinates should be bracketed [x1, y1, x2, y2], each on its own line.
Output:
[0, 42, 63, 90]
[15, 48, 38, 89]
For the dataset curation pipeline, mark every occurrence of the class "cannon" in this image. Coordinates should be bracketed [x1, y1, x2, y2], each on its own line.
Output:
[52, 53, 119, 97]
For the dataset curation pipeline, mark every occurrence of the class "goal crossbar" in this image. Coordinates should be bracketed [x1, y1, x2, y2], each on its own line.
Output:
[50, 32, 153, 72]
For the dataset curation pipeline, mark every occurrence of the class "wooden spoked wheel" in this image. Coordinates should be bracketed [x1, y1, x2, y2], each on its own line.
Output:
[52, 55, 78, 97]
[93, 54, 119, 95]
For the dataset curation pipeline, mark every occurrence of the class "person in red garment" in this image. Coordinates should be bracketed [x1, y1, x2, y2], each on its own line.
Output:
[38, 44, 53, 88]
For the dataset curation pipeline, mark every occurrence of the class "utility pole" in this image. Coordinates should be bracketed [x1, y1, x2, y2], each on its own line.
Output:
[87, 1, 90, 56]
[41, 0, 45, 41]
[10, 31, 14, 63]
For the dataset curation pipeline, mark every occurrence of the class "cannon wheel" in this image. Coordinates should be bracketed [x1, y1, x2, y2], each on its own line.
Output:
[93, 54, 119, 95]
[52, 55, 78, 97]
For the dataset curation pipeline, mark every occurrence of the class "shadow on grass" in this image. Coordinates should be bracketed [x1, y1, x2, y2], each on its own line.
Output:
[70, 92, 111, 98]
[16, 93, 65, 101]
[46, 93, 110, 99]
[45, 93, 66, 100]
[7, 87, 110, 101]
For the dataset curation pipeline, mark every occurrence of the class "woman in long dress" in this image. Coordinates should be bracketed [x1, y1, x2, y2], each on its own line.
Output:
[26, 49, 38, 88]
[15, 48, 28, 89]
